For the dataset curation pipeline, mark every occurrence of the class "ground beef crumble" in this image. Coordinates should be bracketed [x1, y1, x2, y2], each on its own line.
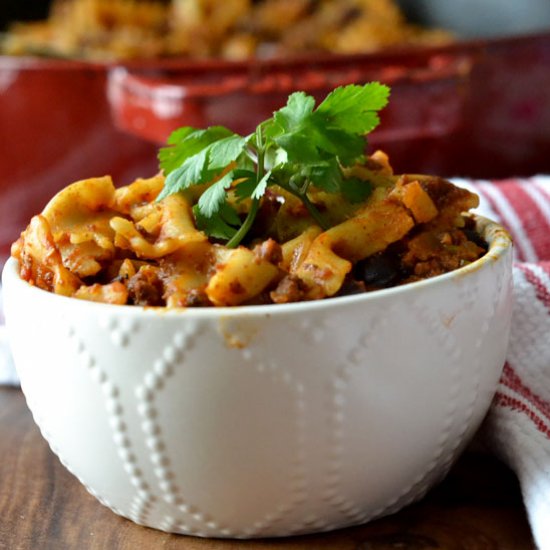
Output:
[127, 266, 165, 306]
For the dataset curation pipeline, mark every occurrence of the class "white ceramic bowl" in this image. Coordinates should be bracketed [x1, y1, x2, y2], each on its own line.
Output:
[2, 215, 513, 539]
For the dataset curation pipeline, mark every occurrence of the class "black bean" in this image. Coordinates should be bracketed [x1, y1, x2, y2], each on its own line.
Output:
[464, 229, 489, 251]
[335, 277, 367, 297]
[354, 254, 401, 288]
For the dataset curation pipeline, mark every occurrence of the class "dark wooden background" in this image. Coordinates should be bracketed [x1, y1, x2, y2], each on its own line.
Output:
[0, 387, 535, 549]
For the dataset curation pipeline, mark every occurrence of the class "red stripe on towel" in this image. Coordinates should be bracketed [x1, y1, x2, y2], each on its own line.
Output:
[516, 264, 550, 313]
[500, 363, 550, 424]
[494, 392, 550, 440]
[475, 183, 529, 262]
[538, 261, 550, 278]
[496, 182, 550, 260]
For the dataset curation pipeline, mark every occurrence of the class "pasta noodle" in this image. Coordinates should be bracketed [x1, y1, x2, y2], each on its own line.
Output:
[12, 151, 485, 308]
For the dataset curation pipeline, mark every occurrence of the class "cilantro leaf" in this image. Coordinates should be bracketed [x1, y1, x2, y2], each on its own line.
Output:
[157, 148, 210, 201]
[307, 159, 343, 193]
[166, 127, 196, 145]
[157, 82, 390, 246]
[234, 171, 271, 206]
[251, 170, 271, 200]
[197, 171, 234, 217]
[274, 131, 323, 164]
[218, 201, 242, 227]
[316, 83, 390, 134]
[158, 126, 234, 175]
[207, 135, 247, 170]
[307, 123, 366, 166]
[271, 84, 388, 168]
[341, 177, 373, 203]
[273, 92, 316, 133]
[193, 203, 239, 240]
[234, 171, 258, 201]
[158, 134, 246, 201]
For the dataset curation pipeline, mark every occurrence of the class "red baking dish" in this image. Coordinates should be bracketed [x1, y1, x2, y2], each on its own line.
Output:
[2, 32, 550, 263]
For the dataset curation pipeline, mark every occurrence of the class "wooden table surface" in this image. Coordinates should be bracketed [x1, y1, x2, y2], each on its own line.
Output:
[0, 386, 536, 550]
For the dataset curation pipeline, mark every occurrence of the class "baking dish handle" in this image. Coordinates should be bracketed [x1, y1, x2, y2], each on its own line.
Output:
[107, 52, 474, 144]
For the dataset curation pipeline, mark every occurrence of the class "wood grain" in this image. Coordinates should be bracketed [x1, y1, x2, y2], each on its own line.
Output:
[0, 387, 535, 550]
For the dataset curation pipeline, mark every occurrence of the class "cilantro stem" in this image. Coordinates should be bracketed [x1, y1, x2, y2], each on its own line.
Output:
[226, 126, 266, 248]
[300, 191, 329, 230]
[227, 199, 259, 248]
[278, 180, 329, 231]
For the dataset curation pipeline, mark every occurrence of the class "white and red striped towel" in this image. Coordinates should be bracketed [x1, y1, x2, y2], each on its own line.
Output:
[2, 177, 550, 546]
[457, 176, 550, 550]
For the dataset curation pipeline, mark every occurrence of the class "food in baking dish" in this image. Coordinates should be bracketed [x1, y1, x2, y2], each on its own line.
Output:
[1, 0, 453, 60]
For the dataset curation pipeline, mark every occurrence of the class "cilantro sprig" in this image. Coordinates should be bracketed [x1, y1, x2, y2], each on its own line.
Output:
[158, 83, 390, 247]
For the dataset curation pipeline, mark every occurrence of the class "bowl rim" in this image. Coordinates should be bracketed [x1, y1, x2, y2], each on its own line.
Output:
[2, 214, 512, 319]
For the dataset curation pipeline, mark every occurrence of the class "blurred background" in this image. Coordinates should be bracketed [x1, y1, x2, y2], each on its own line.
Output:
[3, 0, 550, 56]
[1, 0, 550, 263]
[0, 1, 52, 31]
[1, 0, 454, 59]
